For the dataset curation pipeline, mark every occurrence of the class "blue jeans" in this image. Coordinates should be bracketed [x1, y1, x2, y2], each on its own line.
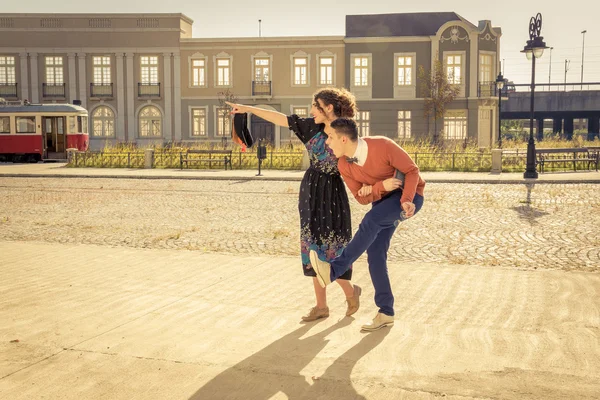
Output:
[329, 191, 424, 316]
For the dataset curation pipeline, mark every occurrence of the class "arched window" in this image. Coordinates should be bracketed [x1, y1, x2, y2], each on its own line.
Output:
[139, 106, 161, 137]
[91, 106, 115, 137]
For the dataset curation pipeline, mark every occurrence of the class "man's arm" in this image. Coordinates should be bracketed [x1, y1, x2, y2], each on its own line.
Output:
[338, 163, 377, 205]
[386, 142, 421, 204]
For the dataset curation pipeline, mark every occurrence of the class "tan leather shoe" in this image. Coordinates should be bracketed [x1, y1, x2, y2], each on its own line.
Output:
[301, 306, 329, 322]
[309, 250, 332, 288]
[346, 285, 362, 317]
[361, 312, 394, 332]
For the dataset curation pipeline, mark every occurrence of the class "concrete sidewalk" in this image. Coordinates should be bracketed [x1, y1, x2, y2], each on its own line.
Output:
[1, 162, 600, 183]
[1, 241, 599, 399]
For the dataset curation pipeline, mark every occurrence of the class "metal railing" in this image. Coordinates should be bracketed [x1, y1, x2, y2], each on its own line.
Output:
[477, 81, 509, 98]
[42, 83, 66, 98]
[90, 83, 113, 98]
[71, 151, 145, 168]
[252, 80, 272, 96]
[505, 82, 600, 93]
[0, 83, 18, 98]
[138, 83, 160, 97]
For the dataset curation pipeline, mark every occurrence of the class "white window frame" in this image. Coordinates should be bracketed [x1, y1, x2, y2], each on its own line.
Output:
[45, 56, 64, 85]
[290, 105, 309, 117]
[394, 52, 416, 99]
[189, 106, 208, 137]
[91, 105, 115, 138]
[253, 58, 271, 82]
[92, 56, 111, 85]
[214, 106, 231, 137]
[0, 56, 16, 85]
[214, 53, 233, 88]
[444, 110, 468, 140]
[397, 111, 412, 139]
[350, 53, 372, 99]
[290, 51, 310, 87]
[356, 110, 370, 137]
[189, 54, 208, 88]
[443, 51, 466, 98]
[479, 52, 495, 84]
[140, 55, 159, 84]
[138, 105, 162, 137]
[317, 52, 336, 87]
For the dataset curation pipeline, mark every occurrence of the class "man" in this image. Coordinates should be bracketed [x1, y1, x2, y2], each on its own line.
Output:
[309, 117, 425, 331]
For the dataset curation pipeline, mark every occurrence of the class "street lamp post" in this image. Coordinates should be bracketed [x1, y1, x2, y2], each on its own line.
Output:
[521, 13, 549, 179]
[496, 73, 505, 147]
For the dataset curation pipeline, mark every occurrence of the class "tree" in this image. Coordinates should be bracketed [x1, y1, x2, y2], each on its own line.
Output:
[216, 89, 238, 148]
[418, 59, 461, 143]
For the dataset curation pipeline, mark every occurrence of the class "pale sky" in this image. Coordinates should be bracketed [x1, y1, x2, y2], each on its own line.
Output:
[3, 0, 599, 85]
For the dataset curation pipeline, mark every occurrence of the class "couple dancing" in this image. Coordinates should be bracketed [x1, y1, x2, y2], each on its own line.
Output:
[227, 87, 425, 332]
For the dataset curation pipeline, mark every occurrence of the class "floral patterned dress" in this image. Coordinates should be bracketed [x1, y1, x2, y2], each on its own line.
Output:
[288, 115, 352, 280]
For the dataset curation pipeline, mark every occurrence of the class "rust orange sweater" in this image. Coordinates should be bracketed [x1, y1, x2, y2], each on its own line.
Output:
[338, 136, 425, 205]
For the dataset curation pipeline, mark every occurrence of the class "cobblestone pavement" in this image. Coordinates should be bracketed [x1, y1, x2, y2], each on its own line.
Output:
[0, 178, 598, 271]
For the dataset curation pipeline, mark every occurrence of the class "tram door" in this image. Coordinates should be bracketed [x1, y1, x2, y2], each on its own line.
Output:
[42, 116, 66, 158]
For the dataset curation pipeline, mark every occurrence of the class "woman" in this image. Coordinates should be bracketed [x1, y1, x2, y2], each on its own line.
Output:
[227, 87, 361, 321]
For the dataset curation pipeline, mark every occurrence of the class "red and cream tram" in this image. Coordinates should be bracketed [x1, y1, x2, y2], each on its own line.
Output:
[0, 100, 89, 162]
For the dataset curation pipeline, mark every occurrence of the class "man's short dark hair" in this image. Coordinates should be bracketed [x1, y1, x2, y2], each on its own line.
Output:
[330, 117, 358, 141]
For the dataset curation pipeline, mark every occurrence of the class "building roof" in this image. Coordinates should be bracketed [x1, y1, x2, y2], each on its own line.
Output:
[0, 103, 87, 113]
[346, 12, 476, 38]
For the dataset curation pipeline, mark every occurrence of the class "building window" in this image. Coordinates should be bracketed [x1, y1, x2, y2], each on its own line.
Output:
[140, 56, 158, 84]
[45, 56, 64, 85]
[191, 59, 206, 87]
[16, 116, 36, 133]
[0, 56, 16, 84]
[254, 58, 270, 82]
[217, 58, 231, 86]
[444, 111, 467, 139]
[398, 111, 412, 139]
[292, 107, 308, 117]
[356, 111, 370, 137]
[293, 57, 308, 85]
[397, 55, 413, 86]
[0, 116, 10, 133]
[353, 56, 369, 87]
[93, 56, 111, 84]
[479, 54, 493, 83]
[446, 54, 462, 85]
[191, 108, 207, 136]
[91, 106, 115, 137]
[318, 56, 333, 85]
[216, 107, 230, 137]
[139, 106, 161, 137]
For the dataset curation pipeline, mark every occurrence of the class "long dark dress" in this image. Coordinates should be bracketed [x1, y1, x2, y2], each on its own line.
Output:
[288, 115, 352, 280]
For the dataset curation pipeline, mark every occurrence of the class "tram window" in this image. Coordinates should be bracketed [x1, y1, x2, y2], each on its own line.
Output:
[77, 116, 88, 133]
[16, 117, 36, 133]
[69, 116, 76, 133]
[0, 117, 9, 133]
[57, 118, 64, 134]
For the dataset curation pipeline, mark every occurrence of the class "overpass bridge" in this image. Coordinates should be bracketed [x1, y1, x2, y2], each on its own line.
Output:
[499, 82, 600, 138]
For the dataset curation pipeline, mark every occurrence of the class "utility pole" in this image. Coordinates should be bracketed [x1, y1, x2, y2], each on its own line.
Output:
[581, 30, 587, 89]
[564, 59, 570, 91]
[548, 47, 553, 85]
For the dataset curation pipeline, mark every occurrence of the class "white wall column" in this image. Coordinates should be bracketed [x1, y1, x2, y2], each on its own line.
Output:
[163, 52, 172, 141]
[115, 53, 126, 142]
[77, 53, 87, 108]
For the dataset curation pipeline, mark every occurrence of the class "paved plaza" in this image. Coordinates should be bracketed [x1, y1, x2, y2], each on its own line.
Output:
[0, 169, 599, 399]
